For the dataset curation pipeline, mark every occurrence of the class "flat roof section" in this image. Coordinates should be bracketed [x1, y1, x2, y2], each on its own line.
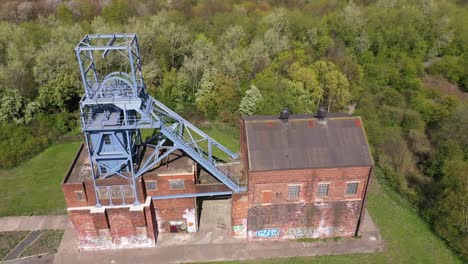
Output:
[64, 146, 195, 184]
[243, 114, 373, 171]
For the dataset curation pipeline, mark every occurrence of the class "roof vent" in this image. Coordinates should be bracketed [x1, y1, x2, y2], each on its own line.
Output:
[279, 108, 291, 120]
[316, 107, 327, 123]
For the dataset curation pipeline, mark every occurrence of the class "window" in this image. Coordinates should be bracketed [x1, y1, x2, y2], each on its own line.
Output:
[346, 182, 359, 195]
[317, 183, 329, 197]
[146, 181, 157, 190]
[262, 190, 272, 204]
[75, 191, 84, 201]
[103, 134, 111, 145]
[100, 166, 107, 174]
[169, 179, 185, 190]
[110, 186, 122, 199]
[288, 185, 300, 199]
[98, 187, 109, 199]
[123, 185, 134, 198]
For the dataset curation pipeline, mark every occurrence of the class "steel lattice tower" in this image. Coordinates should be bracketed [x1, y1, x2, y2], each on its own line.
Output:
[75, 34, 245, 208]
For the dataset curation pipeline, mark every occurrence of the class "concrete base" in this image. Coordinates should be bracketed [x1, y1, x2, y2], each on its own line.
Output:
[53, 209, 384, 264]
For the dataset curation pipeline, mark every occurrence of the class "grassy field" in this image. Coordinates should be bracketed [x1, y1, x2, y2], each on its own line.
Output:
[20, 230, 64, 257]
[0, 142, 81, 216]
[196, 168, 462, 264]
[0, 231, 29, 260]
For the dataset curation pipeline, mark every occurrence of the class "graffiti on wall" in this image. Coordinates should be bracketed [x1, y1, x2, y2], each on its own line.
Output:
[285, 228, 317, 239]
[233, 225, 246, 236]
[255, 228, 280, 238]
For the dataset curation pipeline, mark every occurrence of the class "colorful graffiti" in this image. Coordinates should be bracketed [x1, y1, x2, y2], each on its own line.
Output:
[255, 228, 280, 238]
[232, 225, 246, 236]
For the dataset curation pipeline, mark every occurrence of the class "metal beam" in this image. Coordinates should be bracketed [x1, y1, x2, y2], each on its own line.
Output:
[151, 191, 232, 200]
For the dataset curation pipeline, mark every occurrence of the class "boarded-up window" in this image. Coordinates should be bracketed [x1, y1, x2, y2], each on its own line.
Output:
[169, 179, 185, 190]
[146, 181, 157, 190]
[317, 183, 329, 197]
[123, 186, 134, 197]
[346, 182, 359, 195]
[288, 185, 300, 199]
[110, 186, 122, 199]
[75, 191, 84, 201]
[262, 190, 272, 204]
[98, 187, 109, 199]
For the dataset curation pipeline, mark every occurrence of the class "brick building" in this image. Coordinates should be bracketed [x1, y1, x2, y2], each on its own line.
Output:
[62, 110, 373, 248]
[232, 110, 374, 240]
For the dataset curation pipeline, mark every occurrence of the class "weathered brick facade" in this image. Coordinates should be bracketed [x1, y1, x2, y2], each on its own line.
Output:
[239, 114, 373, 241]
[62, 147, 199, 249]
[244, 167, 371, 240]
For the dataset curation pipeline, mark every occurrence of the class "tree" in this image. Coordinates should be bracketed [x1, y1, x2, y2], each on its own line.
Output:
[55, 4, 74, 24]
[239, 85, 262, 116]
[263, 8, 290, 57]
[37, 73, 80, 112]
[0, 89, 26, 124]
[102, 0, 134, 24]
[312, 60, 351, 111]
[182, 35, 218, 96]
[195, 70, 239, 120]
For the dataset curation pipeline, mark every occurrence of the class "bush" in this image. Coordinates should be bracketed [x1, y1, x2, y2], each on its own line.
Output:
[428, 56, 464, 85]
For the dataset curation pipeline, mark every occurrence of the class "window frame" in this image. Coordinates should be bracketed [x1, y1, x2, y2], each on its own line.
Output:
[345, 182, 359, 196]
[75, 190, 84, 201]
[146, 180, 158, 191]
[103, 134, 111, 145]
[287, 184, 301, 200]
[169, 179, 186, 190]
[316, 183, 330, 197]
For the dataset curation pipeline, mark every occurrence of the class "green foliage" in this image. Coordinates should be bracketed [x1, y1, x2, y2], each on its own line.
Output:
[37, 73, 81, 112]
[239, 85, 262, 116]
[55, 4, 74, 25]
[428, 56, 464, 86]
[102, 0, 134, 24]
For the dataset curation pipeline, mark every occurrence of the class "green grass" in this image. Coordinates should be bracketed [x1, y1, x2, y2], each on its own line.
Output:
[0, 231, 30, 260]
[20, 230, 64, 257]
[0, 142, 81, 216]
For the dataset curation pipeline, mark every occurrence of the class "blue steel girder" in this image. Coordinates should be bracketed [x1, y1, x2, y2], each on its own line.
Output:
[76, 33, 246, 210]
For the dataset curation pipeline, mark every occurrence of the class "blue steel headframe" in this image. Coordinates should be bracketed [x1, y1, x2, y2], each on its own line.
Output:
[75, 34, 144, 100]
[75, 33, 245, 208]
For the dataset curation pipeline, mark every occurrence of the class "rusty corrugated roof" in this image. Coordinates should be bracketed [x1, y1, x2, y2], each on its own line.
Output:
[243, 113, 373, 171]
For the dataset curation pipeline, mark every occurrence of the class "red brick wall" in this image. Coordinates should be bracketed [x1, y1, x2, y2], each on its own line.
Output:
[68, 200, 157, 249]
[231, 193, 248, 237]
[69, 210, 98, 238]
[62, 182, 88, 208]
[144, 174, 196, 197]
[246, 166, 371, 240]
[153, 198, 196, 233]
[108, 208, 136, 240]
